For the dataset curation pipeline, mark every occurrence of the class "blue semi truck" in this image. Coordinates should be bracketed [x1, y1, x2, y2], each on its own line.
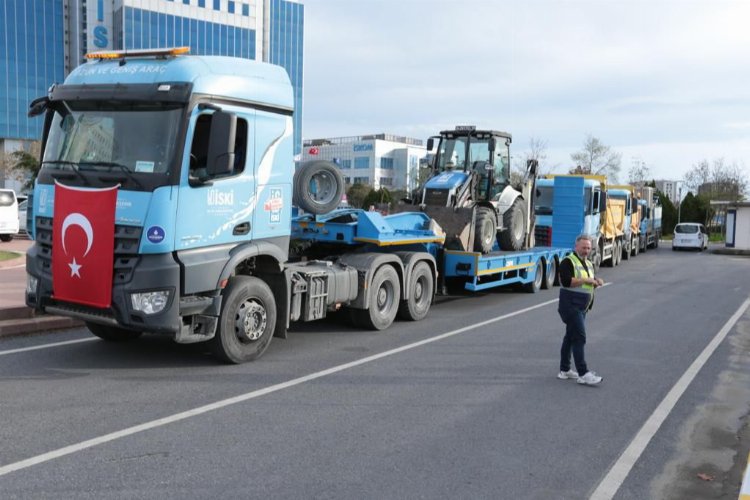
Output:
[24, 48, 570, 363]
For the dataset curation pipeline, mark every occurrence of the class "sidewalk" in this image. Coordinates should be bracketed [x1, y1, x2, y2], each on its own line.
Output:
[0, 236, 83, 338]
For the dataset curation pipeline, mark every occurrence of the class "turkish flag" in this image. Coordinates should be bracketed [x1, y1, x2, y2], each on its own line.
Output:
[308, 147, 319, 155]
[52, 182, 118, 308]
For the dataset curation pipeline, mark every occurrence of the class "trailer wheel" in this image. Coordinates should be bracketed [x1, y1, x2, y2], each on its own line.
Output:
[85, 322, 142, 342]
[498, 198, 527, 251]
[523, 259, 543, 293]
[211, 276, 276, 364]
[398, 262, 433, 321]
[474, 207, 496, 254]
[542, 258, 556, 290]
[354, 265, 401, 330]
[293, 160, 345, 214]
[0, 234, 12, 242]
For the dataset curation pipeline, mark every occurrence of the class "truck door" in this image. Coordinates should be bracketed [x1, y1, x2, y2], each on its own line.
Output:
[174, 105, 256, 251]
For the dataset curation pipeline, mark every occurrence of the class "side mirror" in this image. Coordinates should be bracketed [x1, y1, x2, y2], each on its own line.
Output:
[600, 191, 607, 213]
[426, 138, 434, 151]
[206, 111, 237, 177]
[28, 96, 49, 117]
[488, 137, 497, 152]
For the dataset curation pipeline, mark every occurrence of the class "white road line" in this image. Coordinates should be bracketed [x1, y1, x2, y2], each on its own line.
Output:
[0, 297, 562, 477]
[590, 296, 750, 500]
[0, 338, 96, 357]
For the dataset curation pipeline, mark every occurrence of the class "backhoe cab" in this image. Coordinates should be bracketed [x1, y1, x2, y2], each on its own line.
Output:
[419, 126, 534, 253]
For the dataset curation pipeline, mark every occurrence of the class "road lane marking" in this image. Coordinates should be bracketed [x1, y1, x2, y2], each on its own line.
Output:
[0, 296, 565, 477]
[0, 338, 96, 357]
[590, 296, 750, 500]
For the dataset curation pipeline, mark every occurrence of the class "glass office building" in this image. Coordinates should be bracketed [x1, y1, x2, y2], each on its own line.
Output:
[0, 0, 304, 190]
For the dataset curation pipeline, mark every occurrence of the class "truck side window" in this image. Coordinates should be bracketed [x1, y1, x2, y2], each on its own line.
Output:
[189, 113, 248, 180]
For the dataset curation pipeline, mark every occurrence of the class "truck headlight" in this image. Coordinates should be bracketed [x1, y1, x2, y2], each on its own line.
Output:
[26, 274, 38, 295]
[131, 290, 170, 314]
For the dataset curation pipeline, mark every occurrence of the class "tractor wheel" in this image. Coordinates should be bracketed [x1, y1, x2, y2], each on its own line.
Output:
[498, 198, 527, 251]
[474, 207, 497, 254]
[293, 160, 345, 214]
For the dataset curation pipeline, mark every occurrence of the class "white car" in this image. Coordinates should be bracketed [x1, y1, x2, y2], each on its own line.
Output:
[672, 222, 709, 251]
[0, 189, 19, 242]
[18, 199, 27, 234]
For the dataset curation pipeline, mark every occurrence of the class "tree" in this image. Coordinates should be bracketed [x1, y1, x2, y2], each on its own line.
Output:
[684, 158, 747, 201]
[363, 188, 393, 209]
[8, 148, 41, 193]
[679, 192, 711, 225]
[512, 136, 552, 187]
[656, 190, 677, 235]
[569, 135, 622, 183]
[346, 183, 370, 208]
[627, 159, 650, 185]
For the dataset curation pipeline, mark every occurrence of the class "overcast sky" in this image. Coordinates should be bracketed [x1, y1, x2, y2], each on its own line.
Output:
[302, 0, 750, 183]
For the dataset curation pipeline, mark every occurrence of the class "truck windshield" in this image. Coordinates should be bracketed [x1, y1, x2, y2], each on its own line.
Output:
[42, 102, 183, 177]
[535, 186, 553, 215]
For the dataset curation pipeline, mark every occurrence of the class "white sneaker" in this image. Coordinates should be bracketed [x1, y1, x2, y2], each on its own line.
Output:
[557, 370, 579, 380]
[577, 371, 602, 385]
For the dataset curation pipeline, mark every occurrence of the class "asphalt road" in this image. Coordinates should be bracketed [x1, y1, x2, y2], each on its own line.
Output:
[0, 245, 749, 499]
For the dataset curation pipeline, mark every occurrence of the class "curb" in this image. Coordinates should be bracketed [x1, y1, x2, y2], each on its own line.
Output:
[0, 254, 24, 269]
[0, 306, 83, 339]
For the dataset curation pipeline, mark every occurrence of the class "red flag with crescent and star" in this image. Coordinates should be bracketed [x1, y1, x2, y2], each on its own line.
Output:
[52, 182, 118, 308]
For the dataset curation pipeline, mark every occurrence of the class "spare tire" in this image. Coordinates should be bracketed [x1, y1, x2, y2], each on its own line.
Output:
[293, 161, 345, 214]
[498, 198, 527, 251]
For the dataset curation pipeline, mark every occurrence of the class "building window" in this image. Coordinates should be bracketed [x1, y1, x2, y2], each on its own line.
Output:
[242, 3, 250, 16]
[213, 0, 221, 10]
[354, 157, 369, 169]
[344, 177, 351, 184]
[380, 177, 393, 186]
[183, 0, 190, 4]
[380, 157, 394, 169]
[228, 1, 235, 14]
[198, 0, 206, 6]
[341, 159, 352, 169]
[353, 177, 369, 184]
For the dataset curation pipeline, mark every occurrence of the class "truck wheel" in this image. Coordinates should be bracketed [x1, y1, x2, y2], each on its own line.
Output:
[542, 258, 556, 290]
[632, 238, 639, 256]
[293, 160, 345, 214]
[523, 259, 543, 293]
[592, 250, 601, 271]
[614, 241, 621, 266]
[85, 322, 142, 342]
[474, 207, 496, 254]
[398, 262, 433, 321]
[211, 276, 276, 364]
[0, 234, 12, 242]
[654, 236, 660, 249]
[498, 198, 526, 251]
[622, 239, 631, 260]
[354, 265, 401, 330]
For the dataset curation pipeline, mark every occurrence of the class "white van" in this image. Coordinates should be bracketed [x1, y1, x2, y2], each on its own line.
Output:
[0, 189, 20, 242]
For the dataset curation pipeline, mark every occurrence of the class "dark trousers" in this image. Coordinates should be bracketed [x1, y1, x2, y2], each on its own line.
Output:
[558, 307, 588, 375]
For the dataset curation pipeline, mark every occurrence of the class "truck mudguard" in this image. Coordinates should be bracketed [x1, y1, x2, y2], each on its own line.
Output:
[214, 239, 288, 289]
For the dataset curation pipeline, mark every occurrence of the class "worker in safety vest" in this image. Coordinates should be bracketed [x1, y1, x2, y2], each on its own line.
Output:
[556, 235, 604, 386]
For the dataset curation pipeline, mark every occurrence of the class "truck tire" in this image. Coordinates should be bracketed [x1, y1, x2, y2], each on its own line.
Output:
[542, 258, 556, 290]
[592, 249, 601, 271]
[614, 240, 621, 266]
[474, 207, 496, 254]
[498, 198, 526, 251]
[632, 237, 639, 257]
[523, 259, 543, 293]
[398, 261, 433, 321]
[211, 276, 276, 364]
[85, 322, 142, 342]
[0, 234, 12, 242]
[353, 265, 401, 330]
[293, 160, 345, 215]
[622, 239, 631, 260]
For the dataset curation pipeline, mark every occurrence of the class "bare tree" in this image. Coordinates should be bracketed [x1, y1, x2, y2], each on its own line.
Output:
[684, 158, 747, 200]
[511, 136, 552, 186]
[569, 134, 622, 183]
[627, 158, 651, 185]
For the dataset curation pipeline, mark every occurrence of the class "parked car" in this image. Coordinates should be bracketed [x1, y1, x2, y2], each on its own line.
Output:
[18, 199, 27, 234]
[0, 189, 19, 242]
[672, 222, 709, 251]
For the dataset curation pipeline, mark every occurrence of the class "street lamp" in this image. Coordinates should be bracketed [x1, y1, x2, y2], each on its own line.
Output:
[677, 186, 682, 224]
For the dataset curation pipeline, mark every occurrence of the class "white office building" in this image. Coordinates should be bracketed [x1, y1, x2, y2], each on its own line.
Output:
[301, 134, 428, 190]
[654, 179, 682, 206]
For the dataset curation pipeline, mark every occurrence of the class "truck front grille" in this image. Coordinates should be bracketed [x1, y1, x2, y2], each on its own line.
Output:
[35, 217, 142, 284]
[424, 188, 450, 206]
